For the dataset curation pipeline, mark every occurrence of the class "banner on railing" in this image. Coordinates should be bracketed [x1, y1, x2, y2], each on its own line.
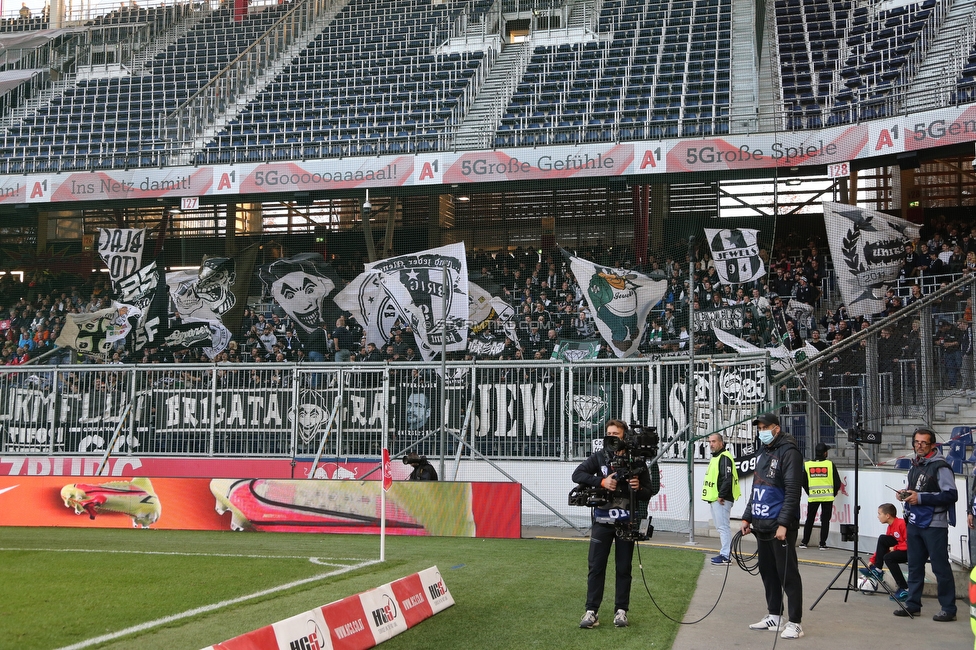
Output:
[0, 356, 769, 460]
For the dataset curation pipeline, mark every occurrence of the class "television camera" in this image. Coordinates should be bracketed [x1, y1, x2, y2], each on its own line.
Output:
[568, 423, 659, 542]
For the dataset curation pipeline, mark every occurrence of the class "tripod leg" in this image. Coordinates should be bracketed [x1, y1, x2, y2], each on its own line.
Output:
[810, 554, 858, 610]
[853, 555, 914, 617]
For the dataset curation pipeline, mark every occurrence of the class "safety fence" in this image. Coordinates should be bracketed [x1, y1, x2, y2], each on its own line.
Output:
[0, 354, 771, 462]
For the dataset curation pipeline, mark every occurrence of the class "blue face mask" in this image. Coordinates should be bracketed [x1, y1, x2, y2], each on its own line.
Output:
[758, 430, 775, 446]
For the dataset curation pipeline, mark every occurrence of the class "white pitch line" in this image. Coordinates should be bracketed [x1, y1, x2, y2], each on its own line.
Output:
[52, 558, 384, 650]
[0, 547, 370, 561]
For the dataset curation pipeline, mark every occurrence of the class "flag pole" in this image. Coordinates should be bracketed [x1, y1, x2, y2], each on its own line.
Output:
[439, 265, 447, 480]
[687, 235, 696, 545]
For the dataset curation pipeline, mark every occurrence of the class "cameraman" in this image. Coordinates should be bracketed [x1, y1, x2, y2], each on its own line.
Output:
[404, 452, 438, 481]
[573, 419, 660, 629]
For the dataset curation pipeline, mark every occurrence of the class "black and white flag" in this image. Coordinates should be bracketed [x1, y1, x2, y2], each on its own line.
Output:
[117, 258, 170, 352]
[334, 270, 398, 348]
[55, 303, 141, 354]
[365, 243, 469, 362]
[97, 228, 147, 284]
[467, 280, 518, 356]
[257, 253, 341, 334]
[704, 227, 766, 285]
[823, 202, 920, 318]
[563, 249, 667, 358]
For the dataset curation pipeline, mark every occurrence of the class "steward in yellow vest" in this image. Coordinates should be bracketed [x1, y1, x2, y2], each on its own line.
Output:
[805, 460, 835, 502]
[702, 445, 740, 503]
[702, 433, 740, 564]
[799, 442, 841, 549]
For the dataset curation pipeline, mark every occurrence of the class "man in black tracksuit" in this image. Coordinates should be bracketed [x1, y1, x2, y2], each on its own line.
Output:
[741, 412, 805, 640]
[573, 419, 660, 629]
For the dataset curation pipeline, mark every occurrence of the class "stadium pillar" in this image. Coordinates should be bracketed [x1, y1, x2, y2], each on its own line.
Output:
[632, 185, 649, 266]
[898, 167, 922, 222]
[382, 196, 398, 258]
[426, 194, 444, 249]
[847, 168, 858, 205]
[225, 203, 238, 257]
[836, 176, 850, 204]
[35, 209, 49, 252]
[49, 0, 62, 29]
[649, 182, 667, 254]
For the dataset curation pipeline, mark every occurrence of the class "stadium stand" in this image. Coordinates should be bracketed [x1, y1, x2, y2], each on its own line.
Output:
[0, 0, 973, 168]
[498, 0, 731, 146]
[205, 0, 494, 163]
[1, 4, 292, 172]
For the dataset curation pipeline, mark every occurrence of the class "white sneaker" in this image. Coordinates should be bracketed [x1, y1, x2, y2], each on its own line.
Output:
[613, 609, 628, 627]
[749, 614, 781, 630]
[579, 610, 599, 629]
[780, 622, 804, 639]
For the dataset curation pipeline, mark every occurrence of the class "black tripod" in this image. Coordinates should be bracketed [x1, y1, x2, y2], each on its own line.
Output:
[809, 426, 913, 615]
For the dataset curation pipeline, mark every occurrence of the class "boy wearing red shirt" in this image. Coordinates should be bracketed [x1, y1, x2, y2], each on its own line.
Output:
[860, 503, 909, 600]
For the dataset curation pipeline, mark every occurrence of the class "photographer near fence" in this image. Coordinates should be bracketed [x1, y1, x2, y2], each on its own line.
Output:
[572, 419, 660, 630]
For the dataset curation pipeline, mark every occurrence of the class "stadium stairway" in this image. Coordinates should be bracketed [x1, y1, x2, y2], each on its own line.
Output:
[728, 0, 759, 133]
[191, 0, 354, 155]
[126, 4, 215, 76]
[903, 0, 976, 111]
[454, 41, 528, 150]
[871, 392, 976, 465]
[566, 0, 597, 30]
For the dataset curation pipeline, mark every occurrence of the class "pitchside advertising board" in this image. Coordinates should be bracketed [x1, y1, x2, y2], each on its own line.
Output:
[0, 476, 521, 537]
[1, 104, 973, 204]
[204, 567, 453, 650]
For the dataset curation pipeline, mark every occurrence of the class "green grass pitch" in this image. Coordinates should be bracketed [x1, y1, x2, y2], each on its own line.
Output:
[0, 527, 702, 650]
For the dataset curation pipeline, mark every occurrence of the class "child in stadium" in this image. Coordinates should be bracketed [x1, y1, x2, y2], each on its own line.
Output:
[859, 503, 909, 600]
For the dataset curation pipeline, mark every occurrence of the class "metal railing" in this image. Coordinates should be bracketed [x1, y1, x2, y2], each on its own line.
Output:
[0, 354, 771, 462]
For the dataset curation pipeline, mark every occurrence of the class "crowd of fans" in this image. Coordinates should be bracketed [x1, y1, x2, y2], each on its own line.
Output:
[1, 215, 974, 384]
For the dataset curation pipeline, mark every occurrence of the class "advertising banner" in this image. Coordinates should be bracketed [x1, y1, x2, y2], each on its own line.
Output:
[0, 477, 521, 538]
[7, 104, 975, 205]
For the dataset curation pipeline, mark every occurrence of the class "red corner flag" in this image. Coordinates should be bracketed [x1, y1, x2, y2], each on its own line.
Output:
[382, 448, 392, 491]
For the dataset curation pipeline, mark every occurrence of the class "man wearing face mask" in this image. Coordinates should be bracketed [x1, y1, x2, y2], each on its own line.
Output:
[574, 419, 660, 630]
[741, 412, 805, 640]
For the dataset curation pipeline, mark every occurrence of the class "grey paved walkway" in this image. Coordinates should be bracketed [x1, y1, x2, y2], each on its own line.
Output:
[525, 527, 973, 649]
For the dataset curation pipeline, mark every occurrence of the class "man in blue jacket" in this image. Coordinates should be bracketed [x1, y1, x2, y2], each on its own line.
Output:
[741, 412, 805, 640]
[894, 426, 958, 621]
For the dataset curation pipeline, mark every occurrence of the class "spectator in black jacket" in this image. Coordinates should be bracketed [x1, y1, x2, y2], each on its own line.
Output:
[741, 412, 805, 639]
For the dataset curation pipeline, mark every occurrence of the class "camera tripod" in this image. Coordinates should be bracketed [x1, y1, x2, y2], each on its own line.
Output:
[809, 428, 913, 616]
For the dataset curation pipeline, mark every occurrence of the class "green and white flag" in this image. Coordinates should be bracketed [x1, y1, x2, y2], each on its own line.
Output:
[562, 249, 667, 358]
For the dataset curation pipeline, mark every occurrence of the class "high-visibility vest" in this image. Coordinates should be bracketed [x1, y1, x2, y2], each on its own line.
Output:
[970, 566, 976, 650]
[702, 449, 740, 502]
[805, 460, 835, 502]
